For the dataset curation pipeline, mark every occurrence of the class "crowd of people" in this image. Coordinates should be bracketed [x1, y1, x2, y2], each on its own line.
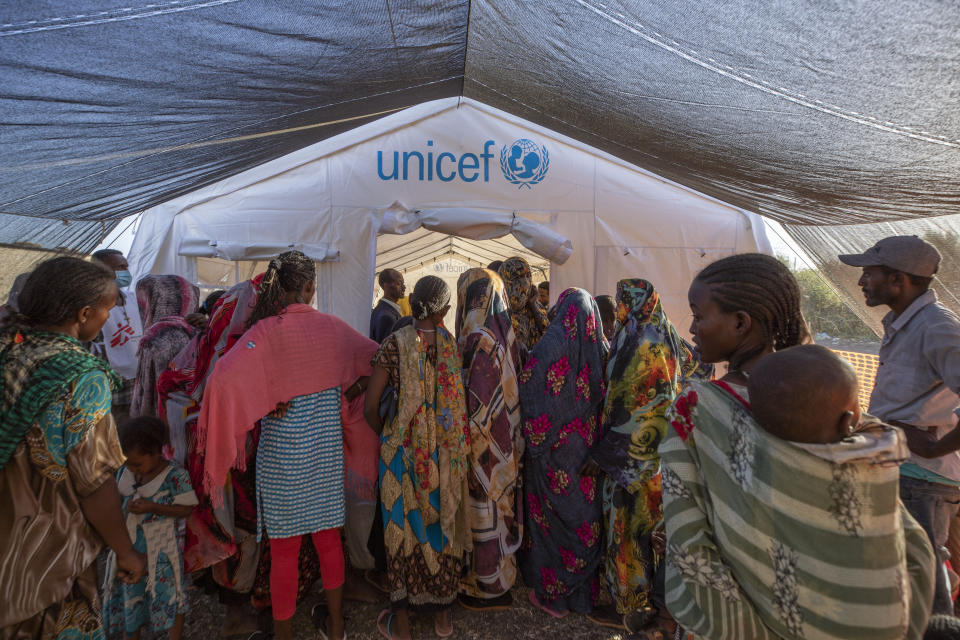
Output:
[1, 234, 959, 640]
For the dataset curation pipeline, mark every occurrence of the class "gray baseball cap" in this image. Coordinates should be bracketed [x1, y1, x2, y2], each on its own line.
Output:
[839, 235, 941, 277]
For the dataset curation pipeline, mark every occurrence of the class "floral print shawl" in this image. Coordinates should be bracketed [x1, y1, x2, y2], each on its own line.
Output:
[497, 257, 548, 351]
[592, 279, 711, 494]
[518, 288, 608, 612]
[383, 324, 472, 559]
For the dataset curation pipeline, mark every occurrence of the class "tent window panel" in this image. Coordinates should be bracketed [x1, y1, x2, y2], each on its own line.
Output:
[193, 257, 324, 308]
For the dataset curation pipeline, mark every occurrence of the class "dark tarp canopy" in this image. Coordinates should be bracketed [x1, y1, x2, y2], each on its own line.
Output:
[2, 0, 958, 327]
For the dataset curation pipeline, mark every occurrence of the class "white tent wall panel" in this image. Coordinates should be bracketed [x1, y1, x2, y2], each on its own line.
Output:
[129, 98, 769, 336]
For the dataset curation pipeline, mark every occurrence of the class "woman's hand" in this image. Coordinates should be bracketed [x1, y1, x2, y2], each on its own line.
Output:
[116, 549, 147, 584]
[268, 401, 291, 419]
[651, 528, 667, 555]
[579, 456, 602, 477]
[184, 312, 207, 329]
[364, 365, 390, 435]
[345, 376, 370, 402]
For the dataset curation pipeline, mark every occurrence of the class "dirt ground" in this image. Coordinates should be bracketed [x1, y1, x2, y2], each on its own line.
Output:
[179, 583, 637, 640]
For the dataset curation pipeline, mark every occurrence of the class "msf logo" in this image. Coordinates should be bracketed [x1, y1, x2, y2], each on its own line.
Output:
[376, 138, 550, 189]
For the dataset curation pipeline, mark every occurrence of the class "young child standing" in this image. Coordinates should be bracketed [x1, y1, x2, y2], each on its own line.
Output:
[103, 416, 198, 640]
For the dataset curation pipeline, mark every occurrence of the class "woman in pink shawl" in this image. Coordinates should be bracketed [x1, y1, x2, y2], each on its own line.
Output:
[130, 275, 199, 419]
[199, 251, 378, 640]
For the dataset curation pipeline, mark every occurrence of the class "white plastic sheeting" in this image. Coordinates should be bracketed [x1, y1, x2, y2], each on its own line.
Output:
[128, 98, 769, 334]
[377, 203, 573, 264]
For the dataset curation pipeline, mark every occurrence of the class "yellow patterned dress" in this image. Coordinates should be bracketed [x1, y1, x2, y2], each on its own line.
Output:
[374, 325, 472, 611]
[590, 280, 711, 616]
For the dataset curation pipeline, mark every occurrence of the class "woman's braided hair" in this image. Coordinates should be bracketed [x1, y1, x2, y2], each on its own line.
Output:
[245, 250, 316, 330]
[410, 275, 450, 321]
[694, 253, 809, 368]
[7, 257, 115, 329]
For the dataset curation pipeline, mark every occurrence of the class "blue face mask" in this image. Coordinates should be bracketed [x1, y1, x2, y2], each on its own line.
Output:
[115, 270, 133, 289]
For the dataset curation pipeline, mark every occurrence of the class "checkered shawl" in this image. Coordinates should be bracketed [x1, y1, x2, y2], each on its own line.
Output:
[0, 328, 121, 469]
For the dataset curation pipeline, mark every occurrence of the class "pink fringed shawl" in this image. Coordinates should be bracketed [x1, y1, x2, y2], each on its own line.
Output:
[198, 304, 378, 503]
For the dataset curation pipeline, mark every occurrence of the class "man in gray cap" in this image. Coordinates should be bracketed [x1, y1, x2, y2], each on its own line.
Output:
[841, 235, 960, 614]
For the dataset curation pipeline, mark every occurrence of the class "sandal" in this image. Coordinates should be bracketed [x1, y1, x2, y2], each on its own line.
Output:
[528, 590, 568, 619]
[376, 609, 395, 640]
[624, 606, 659, 633]
[434, 611, 453, 638]
[458, 592, 512, 611]
[312, 603, 348, 640]
[365, 569, 390, 594]
[586, 606, 627, 630]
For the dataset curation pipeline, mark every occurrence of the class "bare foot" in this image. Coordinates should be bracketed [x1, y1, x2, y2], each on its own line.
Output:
[219, 604, 259, 638]
[344, 568, 384, 603]
[434, 609, 453, 637]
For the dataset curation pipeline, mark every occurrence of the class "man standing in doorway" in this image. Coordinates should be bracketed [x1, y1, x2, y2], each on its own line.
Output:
[91, 249, 143, 427]
[370, 269, 405, 343]
[841, 235, 960, 614]
[538, 281, 550, 308]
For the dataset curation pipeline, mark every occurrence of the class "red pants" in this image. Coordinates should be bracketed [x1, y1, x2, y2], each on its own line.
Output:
[269, 529, 344, 620]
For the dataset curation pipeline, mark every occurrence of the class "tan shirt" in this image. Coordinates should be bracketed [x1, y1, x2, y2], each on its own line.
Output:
[869, 290, 960, 481]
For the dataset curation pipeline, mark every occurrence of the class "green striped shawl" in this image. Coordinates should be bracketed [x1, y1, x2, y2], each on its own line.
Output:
[661, 380, 935, 640]
[0, 328, 120, 470]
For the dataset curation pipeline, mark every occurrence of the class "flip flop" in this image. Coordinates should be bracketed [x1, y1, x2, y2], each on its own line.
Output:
[376, 609, 395, 640]
[587, 612, 627, 631]
[365, 569, 390, 594]
[528, 590, 568, 619]
[434, 612, 453, 638]
[457, 592, 512, 611]
[624, 606, 659, 633]
[585, 609, 627, 630]
[313, 604, 348, 640]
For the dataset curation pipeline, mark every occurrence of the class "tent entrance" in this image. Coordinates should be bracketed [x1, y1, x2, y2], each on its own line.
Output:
[375, 230, 550, 329]
[374, 206, 569, 328]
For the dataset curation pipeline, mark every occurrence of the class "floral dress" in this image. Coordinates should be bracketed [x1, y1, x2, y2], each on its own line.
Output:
[374, 325, 472, 611]
[103, 463, 198, 636]
[518, 288, 608, 613]
[590, 279, 711, 615]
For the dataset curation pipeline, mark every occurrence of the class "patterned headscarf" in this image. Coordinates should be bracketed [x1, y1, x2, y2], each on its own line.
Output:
[498, 257, 548, 350]
[592, 279, 712, 493]
[133, 275, 199, 418]
[410, 275, 451, 321]
[136, 275, 199, 331]
[0, 329, 120, 469]
[157, 275, 262, 407]
[455, 268, 513, 349]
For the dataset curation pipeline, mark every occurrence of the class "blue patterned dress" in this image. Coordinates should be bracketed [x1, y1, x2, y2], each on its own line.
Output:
[256, 388, 345, 540]
[103, 464, 197, 636]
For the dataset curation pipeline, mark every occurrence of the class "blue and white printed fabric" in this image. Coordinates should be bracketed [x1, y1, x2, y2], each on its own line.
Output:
[256, 388, 345, 540]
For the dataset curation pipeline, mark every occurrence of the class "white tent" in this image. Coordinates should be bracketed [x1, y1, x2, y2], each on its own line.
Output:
[129, 98, 770, 334]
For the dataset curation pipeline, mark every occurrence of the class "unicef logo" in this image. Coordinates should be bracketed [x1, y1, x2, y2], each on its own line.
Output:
[500, 138, 549, 189]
